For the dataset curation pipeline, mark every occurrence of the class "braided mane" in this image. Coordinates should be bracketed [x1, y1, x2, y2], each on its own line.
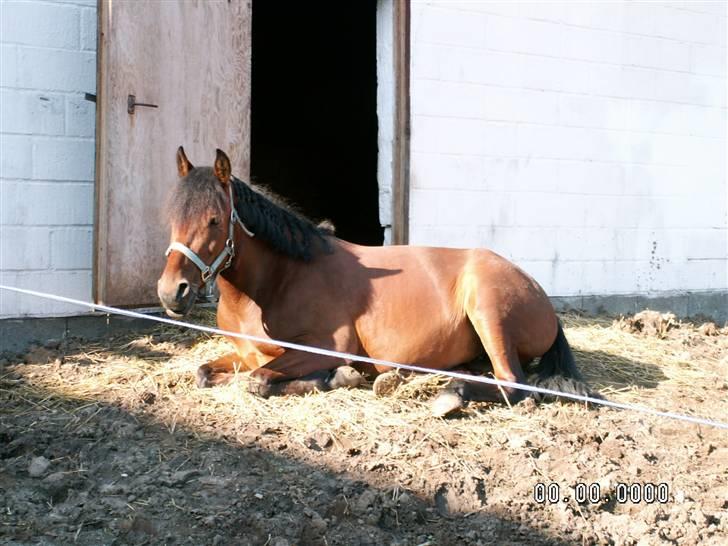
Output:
[169, 168, 331, 261]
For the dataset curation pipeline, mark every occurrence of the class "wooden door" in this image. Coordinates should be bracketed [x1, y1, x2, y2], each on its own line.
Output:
[94, 0, 251, 307]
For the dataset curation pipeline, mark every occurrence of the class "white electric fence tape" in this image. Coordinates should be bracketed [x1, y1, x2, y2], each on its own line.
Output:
[1, 284, 726, 431]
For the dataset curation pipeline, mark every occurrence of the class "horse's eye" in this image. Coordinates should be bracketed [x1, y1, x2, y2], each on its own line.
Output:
[209, 217, 219, 227]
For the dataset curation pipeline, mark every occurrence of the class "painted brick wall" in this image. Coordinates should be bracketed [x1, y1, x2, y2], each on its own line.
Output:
[409, 1, 727, 297]
[0, 0, 97, 317]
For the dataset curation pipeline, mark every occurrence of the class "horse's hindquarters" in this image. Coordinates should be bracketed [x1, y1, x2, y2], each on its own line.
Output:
[465, 252, 558, 361]
[351, 245, 558, 369]
[351, 246, 487, 369]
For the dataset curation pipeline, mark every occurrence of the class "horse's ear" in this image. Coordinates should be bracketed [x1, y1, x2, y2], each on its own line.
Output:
[176, 146, 193, 178]
[213, 149, 232, 185]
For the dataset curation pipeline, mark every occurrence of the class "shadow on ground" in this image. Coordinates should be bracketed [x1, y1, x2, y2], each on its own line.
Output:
[1, 374, 577, 546]
[573, 348, 668, 390]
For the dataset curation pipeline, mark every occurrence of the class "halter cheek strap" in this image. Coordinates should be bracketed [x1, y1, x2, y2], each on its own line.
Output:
[165, 240, 232, 284]
[165, 180, 254, 286]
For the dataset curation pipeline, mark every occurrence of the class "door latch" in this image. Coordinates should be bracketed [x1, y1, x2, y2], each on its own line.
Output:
[127, 94, 158, 115]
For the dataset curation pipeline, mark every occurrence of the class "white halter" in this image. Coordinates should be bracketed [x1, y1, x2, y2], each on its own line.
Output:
[165, 180, 255, 286]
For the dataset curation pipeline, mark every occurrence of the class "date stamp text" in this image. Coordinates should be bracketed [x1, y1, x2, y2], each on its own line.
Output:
[533, 482, 671, 505]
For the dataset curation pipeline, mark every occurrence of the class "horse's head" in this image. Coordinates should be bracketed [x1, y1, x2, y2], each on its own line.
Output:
[157, 147, 239, 317]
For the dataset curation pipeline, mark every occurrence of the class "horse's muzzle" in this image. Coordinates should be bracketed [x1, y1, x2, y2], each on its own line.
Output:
[157, 279, 197, 318]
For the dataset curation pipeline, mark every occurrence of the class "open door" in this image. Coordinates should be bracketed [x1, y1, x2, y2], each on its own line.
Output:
[94, 0, 251, 307]
[250, 2, 382, 246]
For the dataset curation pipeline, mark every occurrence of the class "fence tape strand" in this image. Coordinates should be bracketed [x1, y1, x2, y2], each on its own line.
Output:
[1, 284, 726, 431]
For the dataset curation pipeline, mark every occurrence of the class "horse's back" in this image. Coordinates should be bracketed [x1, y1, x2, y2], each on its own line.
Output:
[343, 243, 557, 367]
[350, 243, 550, 311]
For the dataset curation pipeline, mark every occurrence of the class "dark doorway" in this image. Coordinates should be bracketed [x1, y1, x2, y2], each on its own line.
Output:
[250, 2, 383, 246]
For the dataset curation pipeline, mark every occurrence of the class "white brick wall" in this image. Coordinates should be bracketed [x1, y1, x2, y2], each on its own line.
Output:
[409, 1, 728, 297]
[0, 0, 96, 317]
[377, 0, 395, 244]
[1, 1, 726, 316]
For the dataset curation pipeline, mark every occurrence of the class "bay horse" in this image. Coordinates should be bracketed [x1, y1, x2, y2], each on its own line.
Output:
[157, 147, 595, 415]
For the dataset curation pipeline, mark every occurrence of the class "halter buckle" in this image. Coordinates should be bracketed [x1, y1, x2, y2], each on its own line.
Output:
[200, 267, 213, 283]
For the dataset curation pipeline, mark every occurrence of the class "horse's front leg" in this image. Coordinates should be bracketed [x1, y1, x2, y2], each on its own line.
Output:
[248, 351, 363, 397]
[196, 352, 249, 388]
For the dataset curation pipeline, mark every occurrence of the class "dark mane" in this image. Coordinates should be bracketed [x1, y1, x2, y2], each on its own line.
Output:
[232, 177, 332, 261]
[169, 168, 332, 261]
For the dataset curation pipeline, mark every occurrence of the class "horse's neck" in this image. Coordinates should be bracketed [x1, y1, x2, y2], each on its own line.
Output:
[217, 235, 296, 310]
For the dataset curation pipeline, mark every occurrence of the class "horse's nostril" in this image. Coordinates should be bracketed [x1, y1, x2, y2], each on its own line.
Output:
[176, 282, 190, 303]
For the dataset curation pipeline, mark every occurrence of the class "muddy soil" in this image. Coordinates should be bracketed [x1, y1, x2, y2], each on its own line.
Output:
[1, 313, 727, 545]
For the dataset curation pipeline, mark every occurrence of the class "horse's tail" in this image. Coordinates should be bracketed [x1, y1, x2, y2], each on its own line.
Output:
[529, 321, 601, 401]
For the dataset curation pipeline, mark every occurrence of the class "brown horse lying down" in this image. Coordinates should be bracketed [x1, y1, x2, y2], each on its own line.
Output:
[157, 148, 597, 415]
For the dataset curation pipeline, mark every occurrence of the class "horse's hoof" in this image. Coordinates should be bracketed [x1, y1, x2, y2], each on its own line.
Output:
[515, 396, 538, 414]
[328, 366, 364, 389]
[196, 366, 211, 388]
[372, 371, 403, 397]
[431, 391, 464, 417]
[247, 378, 272, 398]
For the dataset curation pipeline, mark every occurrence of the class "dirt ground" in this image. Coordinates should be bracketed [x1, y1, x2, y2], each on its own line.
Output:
[1, 311, 727, 545]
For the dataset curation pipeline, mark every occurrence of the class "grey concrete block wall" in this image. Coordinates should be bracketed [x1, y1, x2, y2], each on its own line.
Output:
[0, 313, 163, 354]
[551, 291, 727, 323]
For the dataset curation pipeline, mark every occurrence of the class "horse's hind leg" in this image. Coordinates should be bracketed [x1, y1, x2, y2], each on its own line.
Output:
[462, 346, 527, 405]
[432, 369, 472, 417]
[465, 312, 528, 405]
[429, 357, 500, 416]
[431, 355, 525, 417]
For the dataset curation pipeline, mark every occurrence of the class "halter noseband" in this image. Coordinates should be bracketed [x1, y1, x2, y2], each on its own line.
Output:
[165, 178, 255, 287]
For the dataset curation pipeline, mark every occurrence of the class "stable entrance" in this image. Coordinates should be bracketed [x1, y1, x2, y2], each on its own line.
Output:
[251, 2, 383, 245]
